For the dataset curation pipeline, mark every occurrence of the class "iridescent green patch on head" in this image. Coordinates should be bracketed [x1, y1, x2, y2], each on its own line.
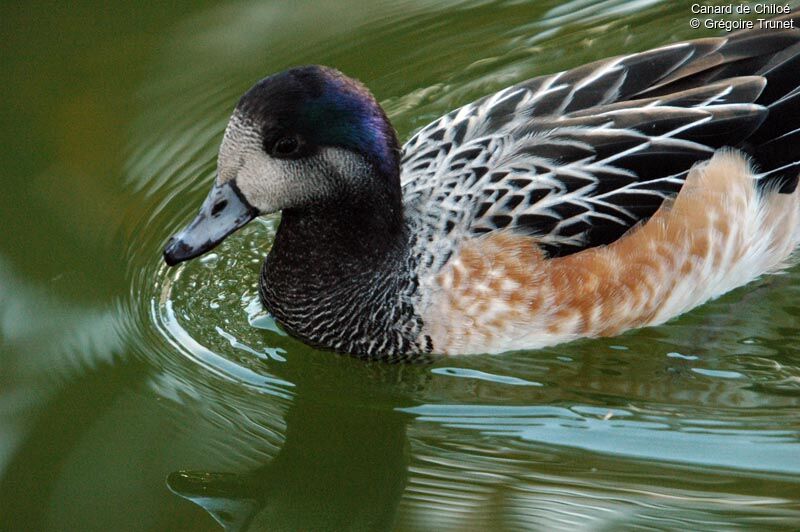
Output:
[236, 66, 400, 177]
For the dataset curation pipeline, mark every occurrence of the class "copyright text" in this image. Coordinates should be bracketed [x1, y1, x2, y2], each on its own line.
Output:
[689, 3, 795, 32]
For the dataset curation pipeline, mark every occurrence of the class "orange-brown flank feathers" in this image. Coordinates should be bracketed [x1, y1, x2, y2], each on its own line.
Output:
[422, 150, 800, 355]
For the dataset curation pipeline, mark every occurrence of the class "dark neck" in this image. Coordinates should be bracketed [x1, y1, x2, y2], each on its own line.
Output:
[259, 192, 427, 359]
[277, 188, 404, 263]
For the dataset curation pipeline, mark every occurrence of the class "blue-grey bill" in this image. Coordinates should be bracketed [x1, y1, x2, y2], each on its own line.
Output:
[163, 181, 258, 266]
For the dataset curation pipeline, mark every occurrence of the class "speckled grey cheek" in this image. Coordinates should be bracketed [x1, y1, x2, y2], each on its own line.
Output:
[232, 145, 372, 216]
[217, 113, 262, 185]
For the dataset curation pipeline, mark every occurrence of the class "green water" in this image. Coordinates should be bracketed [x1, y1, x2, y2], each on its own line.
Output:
[2, 1, 800, 530]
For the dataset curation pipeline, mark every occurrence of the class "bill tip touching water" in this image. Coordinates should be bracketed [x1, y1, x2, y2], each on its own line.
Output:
[164, 14, 800, 359]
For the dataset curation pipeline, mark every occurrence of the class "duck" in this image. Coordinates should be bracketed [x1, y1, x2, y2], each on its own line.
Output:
[164, 16, 800, 360]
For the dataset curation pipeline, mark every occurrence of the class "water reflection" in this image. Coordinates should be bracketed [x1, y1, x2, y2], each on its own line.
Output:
[398, 432, 800, 530]
[405, 403, 800, 473]
[0, 256, 129, 480]
[168, 398, 409, 531]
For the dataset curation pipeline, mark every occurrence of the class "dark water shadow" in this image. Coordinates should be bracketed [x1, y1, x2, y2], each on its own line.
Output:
[167, 391, 410, 532]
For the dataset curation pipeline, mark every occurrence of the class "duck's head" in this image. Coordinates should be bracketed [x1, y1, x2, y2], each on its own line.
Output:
[163, 65, 400, 266]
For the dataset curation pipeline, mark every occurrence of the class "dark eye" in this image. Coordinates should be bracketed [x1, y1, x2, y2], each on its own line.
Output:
[272, 135, 301, 157]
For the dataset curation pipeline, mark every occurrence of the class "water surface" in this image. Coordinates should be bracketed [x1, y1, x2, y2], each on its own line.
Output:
[2, 1, 800, 530]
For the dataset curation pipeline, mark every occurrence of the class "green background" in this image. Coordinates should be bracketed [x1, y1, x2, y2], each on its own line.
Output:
[1, 1, 799, 530]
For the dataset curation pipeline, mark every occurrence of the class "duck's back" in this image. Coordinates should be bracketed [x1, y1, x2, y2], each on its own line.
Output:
[401, 16, 800, 261]
[399, 15, 800, 354]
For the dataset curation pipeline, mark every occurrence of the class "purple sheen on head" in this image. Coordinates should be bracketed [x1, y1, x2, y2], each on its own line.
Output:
[237, 66, 400, 178]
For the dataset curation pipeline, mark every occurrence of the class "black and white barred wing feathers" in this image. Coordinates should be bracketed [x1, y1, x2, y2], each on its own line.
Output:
[401, 26, 800, 257]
